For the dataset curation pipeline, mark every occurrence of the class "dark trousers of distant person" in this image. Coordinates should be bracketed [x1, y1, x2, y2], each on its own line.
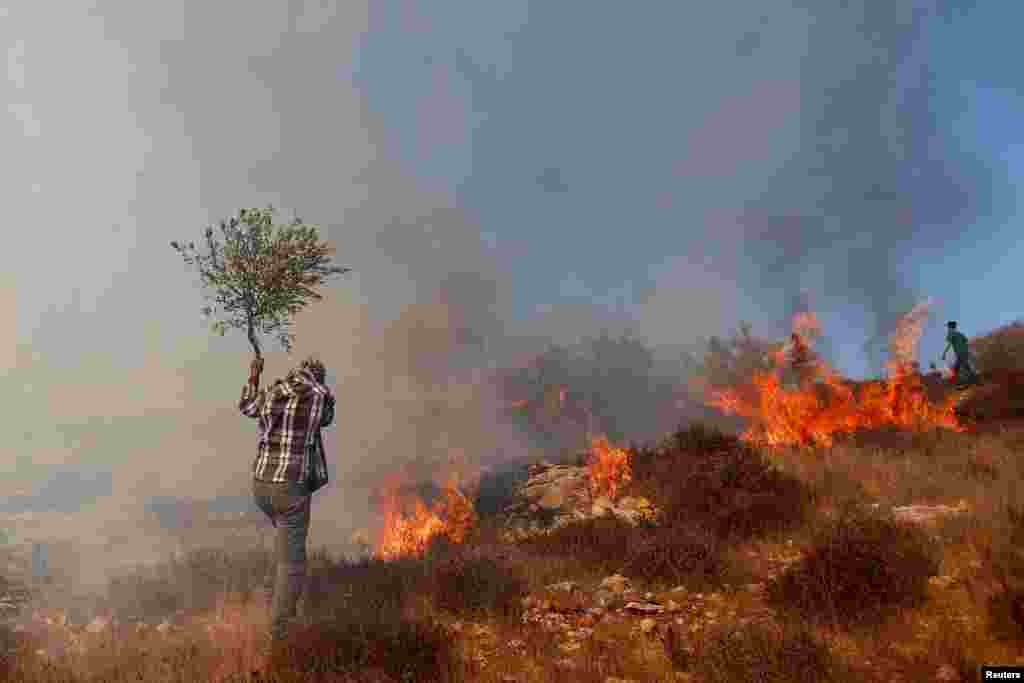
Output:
[253, 479, 311, 643]
[952, 354, 978, 386]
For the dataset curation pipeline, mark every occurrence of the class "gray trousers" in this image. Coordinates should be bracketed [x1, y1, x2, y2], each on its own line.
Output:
[252, 479, 311, 642]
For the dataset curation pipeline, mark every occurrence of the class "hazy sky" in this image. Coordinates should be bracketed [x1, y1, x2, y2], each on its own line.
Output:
[3, 1, 1021, 575]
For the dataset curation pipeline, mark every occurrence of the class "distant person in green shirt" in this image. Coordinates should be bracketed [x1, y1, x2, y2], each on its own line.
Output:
[942, 321, 977, 387]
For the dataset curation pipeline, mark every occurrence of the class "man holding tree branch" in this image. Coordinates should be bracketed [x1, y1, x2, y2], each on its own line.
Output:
[241, 353, 335, 647]
[171, 206, 349, 662]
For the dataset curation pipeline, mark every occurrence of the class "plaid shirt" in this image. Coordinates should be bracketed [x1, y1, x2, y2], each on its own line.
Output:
[240, 368, 335, 492]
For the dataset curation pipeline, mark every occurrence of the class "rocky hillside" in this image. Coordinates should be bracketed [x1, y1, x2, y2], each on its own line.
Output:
[5, 412, 1024, 682]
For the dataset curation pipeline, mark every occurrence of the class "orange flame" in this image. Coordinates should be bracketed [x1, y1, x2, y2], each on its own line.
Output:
[886, 299, 932, 377]
[374, 475, 477, 559]
[708, 302, 963, 448]
[588, 435, 632, 500]
[769, 311, 822, 370]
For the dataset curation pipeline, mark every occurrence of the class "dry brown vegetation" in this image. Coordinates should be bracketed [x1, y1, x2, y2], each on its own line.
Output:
[971, 320, 1024, 374]
[5, 324, 1024, 682]
[765, 510, 941, 628]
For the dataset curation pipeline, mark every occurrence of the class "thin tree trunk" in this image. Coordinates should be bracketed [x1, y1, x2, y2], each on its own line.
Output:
[247, 312, 262, 358]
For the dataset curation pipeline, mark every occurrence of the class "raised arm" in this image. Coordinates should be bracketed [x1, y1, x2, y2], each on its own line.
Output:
[239, 356, 267, 417]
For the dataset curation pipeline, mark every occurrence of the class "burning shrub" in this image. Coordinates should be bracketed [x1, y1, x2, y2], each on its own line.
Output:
[587, 435, 632, 500]
[435, 479, 478, 545]
[429, 554, 527, 617]
[766, 509, 940, 627]
[694, 621, 844, 683]
[374, 476, 478, 560]
[706, 304, 965, 448]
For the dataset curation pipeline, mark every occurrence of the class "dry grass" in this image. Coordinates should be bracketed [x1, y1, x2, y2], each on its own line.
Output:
[426, 552, 527, 618]
[5, 550, 467, 682]
[971, 319, 1024, 373]
[105, 546, 275, 623]
[693, 621, 845, 683]
[518, 424, 812, 591]
[8, 327, 1024, 681]
[979, 502, 1024, 641]
[765, 508, 941, 627]
[520, 516, 723, 588]
[631, 424, 815, 541]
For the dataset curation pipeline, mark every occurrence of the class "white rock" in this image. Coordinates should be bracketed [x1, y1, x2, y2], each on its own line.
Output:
[624, 601, 665, 614]
[85, 616, 109, 633]
[892, 502, 969, 525]
[547, 581, 579, 593]
[600, 574, 631, 592]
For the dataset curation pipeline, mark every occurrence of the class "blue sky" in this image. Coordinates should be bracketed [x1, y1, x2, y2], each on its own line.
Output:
[904, 4, 1024, 373]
